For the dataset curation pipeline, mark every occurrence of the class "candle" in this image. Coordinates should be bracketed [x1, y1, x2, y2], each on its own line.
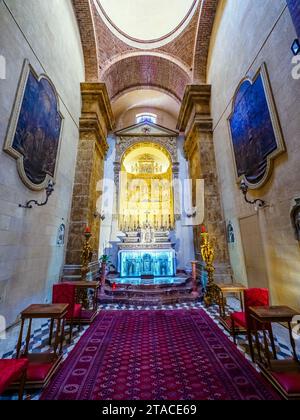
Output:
[85, 226, 91, 234]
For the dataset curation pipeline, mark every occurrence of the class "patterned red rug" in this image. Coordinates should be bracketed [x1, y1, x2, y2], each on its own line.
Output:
[41, 310, 280, 400]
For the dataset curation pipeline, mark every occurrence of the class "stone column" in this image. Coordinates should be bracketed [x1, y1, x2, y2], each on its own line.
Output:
[64, 83, 115, 279]
[177, 85, 232, 283]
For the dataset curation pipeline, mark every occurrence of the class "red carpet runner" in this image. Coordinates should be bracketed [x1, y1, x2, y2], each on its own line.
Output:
[41, 310, 279, 400]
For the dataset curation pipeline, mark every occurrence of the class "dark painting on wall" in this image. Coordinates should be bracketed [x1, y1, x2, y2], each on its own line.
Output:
[4, 60, 63, 190]
[228, 63, 285, 189]
[287, 0, 300, 38]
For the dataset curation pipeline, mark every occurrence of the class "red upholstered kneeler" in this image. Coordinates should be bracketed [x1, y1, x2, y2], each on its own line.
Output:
[272, 371, 300, 396]
[261, 361, 300, 400]
[52, 284, 82, 342]
[0, 359, 28, 400]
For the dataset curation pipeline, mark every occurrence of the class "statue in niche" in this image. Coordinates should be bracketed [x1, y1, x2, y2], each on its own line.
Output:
[141, 223, 155, 243]
[57, 223, 65, 246]
[143, 254, 152, 273]
[159, 258, 168, 276]
[227, 222, 235, 244]
[291, 199, 300, 242]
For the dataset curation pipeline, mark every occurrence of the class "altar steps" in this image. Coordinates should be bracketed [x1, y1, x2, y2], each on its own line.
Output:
[100, 277, 200, 305]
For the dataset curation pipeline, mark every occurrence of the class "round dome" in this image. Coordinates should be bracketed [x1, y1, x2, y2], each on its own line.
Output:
[95, 0, 198, 48]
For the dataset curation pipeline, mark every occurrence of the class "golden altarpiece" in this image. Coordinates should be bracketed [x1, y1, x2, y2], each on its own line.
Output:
[112, 122, 181, 278]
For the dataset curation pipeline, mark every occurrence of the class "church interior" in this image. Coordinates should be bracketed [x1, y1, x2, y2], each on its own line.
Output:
[0, 0, 300, 402]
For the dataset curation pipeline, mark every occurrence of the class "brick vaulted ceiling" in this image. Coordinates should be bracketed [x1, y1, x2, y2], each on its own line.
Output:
[72, 0, 218, 104]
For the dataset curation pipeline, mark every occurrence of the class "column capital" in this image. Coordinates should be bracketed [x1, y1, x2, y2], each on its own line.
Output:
[177, 84, 212, 135]
[177, 84, 213, 160]
[80, 83, 115, 158]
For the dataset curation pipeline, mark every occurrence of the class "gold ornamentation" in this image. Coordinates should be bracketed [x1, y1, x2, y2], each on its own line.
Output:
[79, 229, 93, 308]
[81, 230, 93, 280]
[201, 230, 219, 307]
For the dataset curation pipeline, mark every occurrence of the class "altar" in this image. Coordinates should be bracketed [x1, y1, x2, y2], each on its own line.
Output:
[117, 227, 176, 278]
[118, 249, 176, 278]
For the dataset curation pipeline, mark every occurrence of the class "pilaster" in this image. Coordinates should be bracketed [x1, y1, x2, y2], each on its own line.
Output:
[66, 83, 115, 267]
[177, 85, 232, 283]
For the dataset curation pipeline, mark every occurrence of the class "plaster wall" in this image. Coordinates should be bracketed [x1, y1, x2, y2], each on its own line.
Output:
[0, 0, 85, 325]
[208, 0, 300, 309]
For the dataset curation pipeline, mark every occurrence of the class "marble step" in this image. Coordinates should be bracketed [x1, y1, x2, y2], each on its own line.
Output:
[99, 293, 199, 306]
[99, 279, 200, 305]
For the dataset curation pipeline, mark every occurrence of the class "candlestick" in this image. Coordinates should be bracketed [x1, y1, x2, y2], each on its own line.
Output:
[201, 229, 218, 307]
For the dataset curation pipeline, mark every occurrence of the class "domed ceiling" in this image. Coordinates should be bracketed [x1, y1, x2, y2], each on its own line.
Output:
[95, 0, 198, 47]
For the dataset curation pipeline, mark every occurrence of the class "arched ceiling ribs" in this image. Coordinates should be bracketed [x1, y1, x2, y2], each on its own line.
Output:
[72, 0, 100, 81]
[192, 0, 219, 83]
[99, 52, 192, 80]
[102, 55, 191, 102]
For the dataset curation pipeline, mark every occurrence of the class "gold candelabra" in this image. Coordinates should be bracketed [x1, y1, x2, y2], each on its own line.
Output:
[79, 227, 93, 308]
[201, 228, 219, 307]
[81, 227, 93, 280]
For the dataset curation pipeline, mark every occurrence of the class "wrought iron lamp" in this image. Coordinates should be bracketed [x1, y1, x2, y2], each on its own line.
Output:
[94, 211, 106, 221]
[19, 180, 55, 209]
[240, 180, 265, 209]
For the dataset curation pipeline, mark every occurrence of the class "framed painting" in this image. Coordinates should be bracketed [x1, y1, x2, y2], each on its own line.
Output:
[4, 59, 64, 191]
[228, 63, 285, 189]
[287, 0, 300, 38]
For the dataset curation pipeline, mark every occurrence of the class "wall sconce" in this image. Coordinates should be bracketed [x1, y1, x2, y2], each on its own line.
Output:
[94, 211, 106, 221]
[240, 180, 266, 209]
[186, 210, 197, 219]
[19, 180, 55, 209]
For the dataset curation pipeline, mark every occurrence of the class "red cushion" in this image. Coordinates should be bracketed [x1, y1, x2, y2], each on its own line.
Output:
[244, 288, 269, 309]
[245, 288, 269, 329]
[0, 359, 28, 394]
[26, 362, 54, 383]
[231, 312, 247, 328]
[53, 284, 76, 319]
[272, 371, 300, 395]
[72, 304, 82, 319]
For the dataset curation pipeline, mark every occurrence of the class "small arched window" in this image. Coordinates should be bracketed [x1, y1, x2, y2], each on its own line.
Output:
[136, 113, 157, 124]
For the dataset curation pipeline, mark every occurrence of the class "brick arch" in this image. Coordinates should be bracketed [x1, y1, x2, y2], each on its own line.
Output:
[193, 0, 219, 83]
[72, 0, 100, 81]
[102, 55, 191, 102]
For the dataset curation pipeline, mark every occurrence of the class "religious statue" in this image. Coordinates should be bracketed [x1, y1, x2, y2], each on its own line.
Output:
[141, 223, 155, 243]
[143, 254, 152, 273]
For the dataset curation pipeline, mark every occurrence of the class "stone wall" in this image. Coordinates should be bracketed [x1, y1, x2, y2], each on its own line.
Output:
[0, 0, 85, 326]
[66, 83, 114, 267]
[208, 0, 300, 309]
[177, 85, 232, 283]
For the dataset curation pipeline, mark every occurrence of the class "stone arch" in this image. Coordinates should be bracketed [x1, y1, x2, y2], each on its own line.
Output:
[102, 55, 191, 102]
[192, 0, 219, 83]
[72, 0, 100, 81]
[116, 137, 178, 165]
